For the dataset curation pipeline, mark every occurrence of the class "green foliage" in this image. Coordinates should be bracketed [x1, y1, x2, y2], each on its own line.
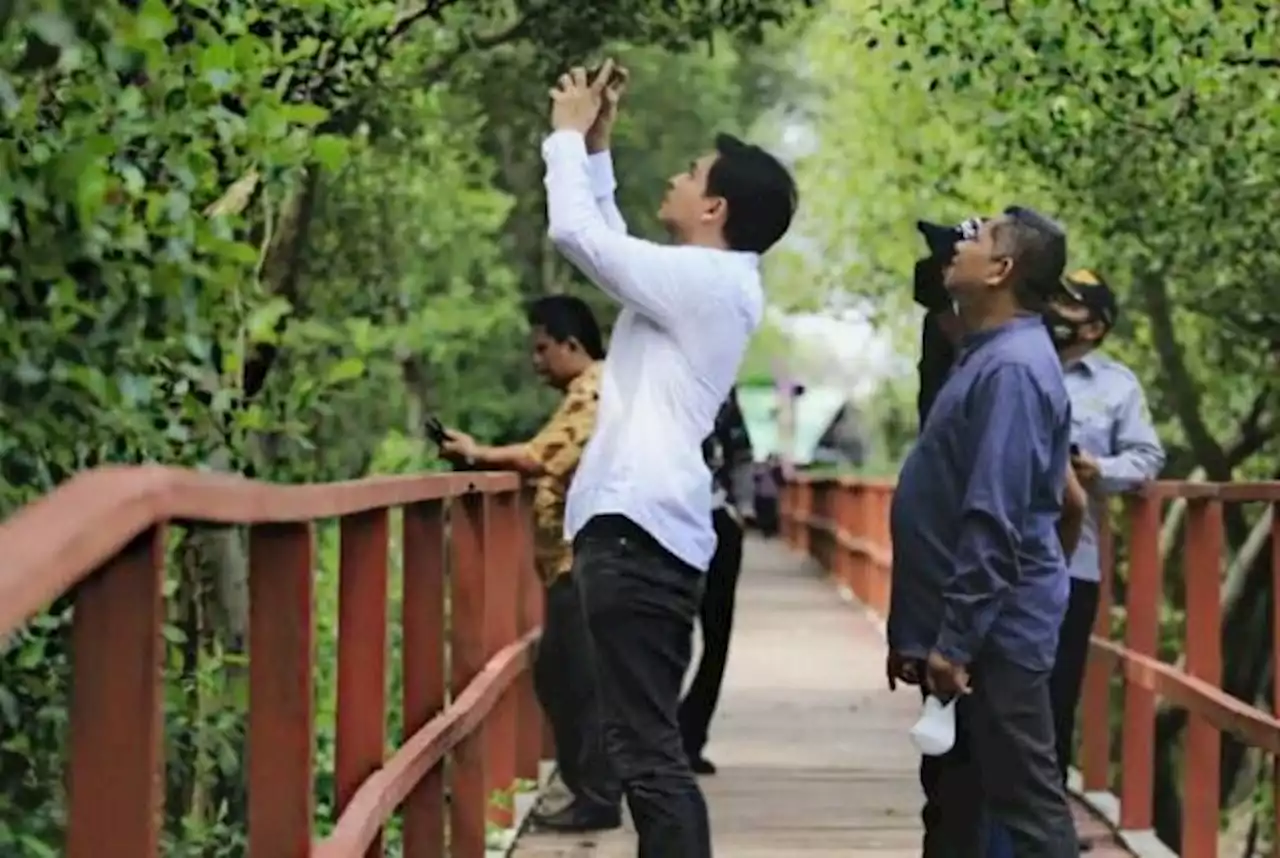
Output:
[793, 0, 1280, 846]
[0, 0, 815, 853]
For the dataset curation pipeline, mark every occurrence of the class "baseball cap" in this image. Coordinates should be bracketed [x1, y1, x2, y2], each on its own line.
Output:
[916, 216, 982, 263]
[1060, 268, 1118, 327]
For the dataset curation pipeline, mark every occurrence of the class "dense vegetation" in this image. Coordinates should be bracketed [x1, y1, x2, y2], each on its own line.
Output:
[0, 1, 812, 853]
[791, 0, 1279, 852]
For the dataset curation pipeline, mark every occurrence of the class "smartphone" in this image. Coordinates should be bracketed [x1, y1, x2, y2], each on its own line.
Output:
[588, 63, 627, 87]
[424, 414, 447, 446]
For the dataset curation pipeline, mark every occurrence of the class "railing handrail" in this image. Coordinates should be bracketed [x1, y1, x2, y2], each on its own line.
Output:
[0, 464, 520, 640]
[787, 472, 1280, 502]
[783, 475, 1280, 857]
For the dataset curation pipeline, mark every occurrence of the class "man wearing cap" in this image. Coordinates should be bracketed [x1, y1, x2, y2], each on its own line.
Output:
[888, 206, 1080, 858]
[1044, 270, 1164, 794]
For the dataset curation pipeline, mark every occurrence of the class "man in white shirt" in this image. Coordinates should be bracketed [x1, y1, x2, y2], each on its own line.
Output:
[542, 61, 797, 857]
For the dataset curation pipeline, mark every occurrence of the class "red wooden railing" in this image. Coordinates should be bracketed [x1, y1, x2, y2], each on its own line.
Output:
[0, 466, 544, 858]
[782, 475, 1280, 858]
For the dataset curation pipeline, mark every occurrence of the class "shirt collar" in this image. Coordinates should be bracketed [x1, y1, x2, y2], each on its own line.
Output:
[957, 314, 1042, 362]
[1064, 351, 1102, 376]
[568, 360, 602, 394]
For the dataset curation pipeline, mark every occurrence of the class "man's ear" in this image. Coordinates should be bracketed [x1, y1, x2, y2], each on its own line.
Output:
[701, 195, 727, 224]
[985, 256, 1014, 287]
[564, 336, 583, 354]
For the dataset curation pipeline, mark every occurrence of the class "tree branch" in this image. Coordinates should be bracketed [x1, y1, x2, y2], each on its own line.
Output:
[1134, 267, 1232, 479]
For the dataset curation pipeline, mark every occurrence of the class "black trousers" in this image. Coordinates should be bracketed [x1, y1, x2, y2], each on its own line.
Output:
[918, 655, 1078, 858]
[1049, 578, 1101, 784]
[573, 515, 712, 858]
[532, 574, 620, 809]
[754, 496, 779, 538]
[679, 508, 745, 758]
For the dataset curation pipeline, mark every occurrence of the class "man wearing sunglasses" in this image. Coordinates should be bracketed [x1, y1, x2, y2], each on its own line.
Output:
[889, 207, 1082, 858]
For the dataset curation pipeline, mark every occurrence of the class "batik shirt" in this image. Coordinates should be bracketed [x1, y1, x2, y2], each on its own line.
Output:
[527, 361, 602, 585]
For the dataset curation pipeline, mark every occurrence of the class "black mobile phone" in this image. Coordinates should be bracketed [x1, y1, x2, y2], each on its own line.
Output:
[588, 63, 626, 88]
[424, 414, 447, 445]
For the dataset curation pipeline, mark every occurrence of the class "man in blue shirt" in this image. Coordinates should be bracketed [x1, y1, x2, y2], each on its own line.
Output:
[1045, 270, 1165, 787]
[888, 207, 1079, 858]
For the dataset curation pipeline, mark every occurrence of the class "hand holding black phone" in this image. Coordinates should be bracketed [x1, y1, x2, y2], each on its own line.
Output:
[425, 414, 447, 446]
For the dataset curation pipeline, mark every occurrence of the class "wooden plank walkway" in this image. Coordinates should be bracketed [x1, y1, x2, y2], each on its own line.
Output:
[513, 536, 921, 856]
[512, 536, 1132, 857]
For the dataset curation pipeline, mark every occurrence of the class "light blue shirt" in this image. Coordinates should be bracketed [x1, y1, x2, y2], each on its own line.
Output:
[541, 130, 764, 571]
[1065, 352, 1165, 582]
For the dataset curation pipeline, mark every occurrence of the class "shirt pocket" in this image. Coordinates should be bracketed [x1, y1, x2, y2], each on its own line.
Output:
[1070, 402, 1115, 457]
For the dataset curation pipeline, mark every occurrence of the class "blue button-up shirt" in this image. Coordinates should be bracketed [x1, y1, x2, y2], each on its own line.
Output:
[1064, 353, 1165, 582]
[889, 315, 1071, 672]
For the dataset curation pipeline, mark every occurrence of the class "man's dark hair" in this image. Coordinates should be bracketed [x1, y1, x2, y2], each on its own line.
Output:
[706, 133, 798, 254]
[526, 295, 605, 359]
[992, 206, 1068, 311]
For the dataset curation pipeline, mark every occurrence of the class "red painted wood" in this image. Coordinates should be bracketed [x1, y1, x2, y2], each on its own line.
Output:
[1081, 514, 1114, 792]
[402, 500, 446, 857]
[485, 492, 521, 827]
[335, 509, 390, 856]
[1182, 499, 1223, 858]
[515, 492, 544, 784]
[248, 522, 315, 858]
[450, 493, 489, 858]
[1272, 503, 1280, 858]
[65, 526, 166, 858]
[1119, 495, 1161, 830]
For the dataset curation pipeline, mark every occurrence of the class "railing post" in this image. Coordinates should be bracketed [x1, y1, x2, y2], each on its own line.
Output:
[1120, 494, 1162, 830]
[870, 486, 892, 617]
[66, 526, 167, 858]
[247, 522, 315, 858]
[1271, 501, 1280, 857]
[797, 480, 812, 556]
[402, 500, 446, 857]
[849, 483, 869, 605]
[515, 487, 544, 786]
[485, 490, 521, 828]
[832, 482, 851, 593]
[1081, 510, 1114, 792]
[450, 492, 490, 858]
[1183, 497, 1223, 858]
[336, 509, 390, 857]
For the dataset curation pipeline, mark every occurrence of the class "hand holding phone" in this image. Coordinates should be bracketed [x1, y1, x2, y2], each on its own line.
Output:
[425, 415, 447, 446]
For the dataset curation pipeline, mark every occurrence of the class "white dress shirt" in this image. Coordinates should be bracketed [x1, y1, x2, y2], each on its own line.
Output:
[541, 129, 763, 571]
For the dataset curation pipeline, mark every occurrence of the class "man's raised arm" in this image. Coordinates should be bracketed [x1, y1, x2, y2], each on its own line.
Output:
[543, 64, 704, 329]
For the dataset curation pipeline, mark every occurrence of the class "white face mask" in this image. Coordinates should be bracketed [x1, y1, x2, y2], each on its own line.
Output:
[909, 694, 958, 756]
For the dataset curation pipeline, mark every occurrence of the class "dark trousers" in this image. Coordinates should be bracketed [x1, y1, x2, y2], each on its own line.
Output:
[679, 508, 745, 758]
[573, 515, 712, 858]
[1049, 578, 1101, 784]
[754, 496, 779, 538]
[918, 655, 1078, 858]
[532, 574, 620, 809]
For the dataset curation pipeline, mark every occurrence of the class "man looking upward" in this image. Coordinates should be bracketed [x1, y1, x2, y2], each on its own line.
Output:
[541, 60, 797, 858]
[887, 207, 1079, 857]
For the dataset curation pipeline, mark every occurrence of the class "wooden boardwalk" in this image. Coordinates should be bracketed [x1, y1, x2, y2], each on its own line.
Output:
[512, 536, 1131, 857]
[513, 536, 922, 856]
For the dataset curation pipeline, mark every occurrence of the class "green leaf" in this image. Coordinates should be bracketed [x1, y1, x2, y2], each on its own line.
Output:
[282, 103, 331, 127]
[325, 357, 366, 385]
[312, 134, 350, 172]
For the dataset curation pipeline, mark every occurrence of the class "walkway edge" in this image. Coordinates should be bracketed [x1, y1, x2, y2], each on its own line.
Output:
[811, 551, 1151, 858]
[489, 761, 556, 857]
[1066, 771, 1178, 858]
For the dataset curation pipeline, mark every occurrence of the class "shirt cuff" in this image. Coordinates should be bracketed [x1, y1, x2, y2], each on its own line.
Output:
[586, 151, 618, 198]
[541, 129, 588, 163]
[932, 627, 976, 667]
